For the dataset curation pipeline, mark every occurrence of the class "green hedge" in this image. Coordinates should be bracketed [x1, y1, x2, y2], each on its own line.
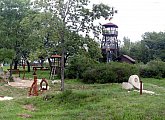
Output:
[66, 56, 165, 82]
[65, 55, 139, 84]
[140, 60, 165, 79]
[82, 62, 139, 83]
[65, 55, 97, 79]
[82, 64, 116, 83]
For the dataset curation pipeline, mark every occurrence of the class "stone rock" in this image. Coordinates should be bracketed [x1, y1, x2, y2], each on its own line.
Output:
[128, 75, 143, 90]
[0, 96, 13, 101]
[134, 90, 155, 95]
[52, 80, 61, 84]
[122, 82, 134, 90]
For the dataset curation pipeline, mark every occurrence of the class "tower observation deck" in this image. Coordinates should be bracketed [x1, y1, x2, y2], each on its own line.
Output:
[101, 22, 119, 62]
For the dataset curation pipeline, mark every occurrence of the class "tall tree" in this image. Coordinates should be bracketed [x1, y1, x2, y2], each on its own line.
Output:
[0, 48, 15, 64]
[21, 12, 59, 65]
[141, 32, 165, 62]
[120, 37, 132, 55]
[0, 0, 37, 71]
[129, 41, 143, 63]
[84, 37, 102, 60]
[0, 48, 16, 77]
[120, 32, 165, 63]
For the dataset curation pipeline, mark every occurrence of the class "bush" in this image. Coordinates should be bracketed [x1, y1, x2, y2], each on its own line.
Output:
[65, 55, 97, 79]
[82, 62, 139, 84]
[111, 62, 139, 83]
[65, 55, 139, 83]
[140, 60, 165, 78]
[82, 63, 116, 83]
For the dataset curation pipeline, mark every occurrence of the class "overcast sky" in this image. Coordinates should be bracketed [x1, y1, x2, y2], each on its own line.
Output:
[93, 0, 165, 42]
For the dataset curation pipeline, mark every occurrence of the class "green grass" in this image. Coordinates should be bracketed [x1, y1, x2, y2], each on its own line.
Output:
[1, 66, 165, 119]
[0, 77, 165, 119]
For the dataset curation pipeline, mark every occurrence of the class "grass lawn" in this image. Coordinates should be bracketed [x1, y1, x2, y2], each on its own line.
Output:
[0, 76, 165, 120]
[0, 67, 165, 119]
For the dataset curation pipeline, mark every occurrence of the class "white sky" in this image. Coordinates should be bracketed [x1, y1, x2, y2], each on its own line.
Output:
[93, 0, 165, 42]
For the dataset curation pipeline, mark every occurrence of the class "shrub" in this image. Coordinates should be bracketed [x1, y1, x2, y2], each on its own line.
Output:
[140, 60, 165, 78]
[65, 55, 139, 83]
[82, 63, 116, 84]
[65, 55, 97, 79]
[82, 62, 139, 84]
[110, 62, 139, 83]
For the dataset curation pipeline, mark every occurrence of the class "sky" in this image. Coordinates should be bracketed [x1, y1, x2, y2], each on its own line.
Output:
[93, 0, 165, 42]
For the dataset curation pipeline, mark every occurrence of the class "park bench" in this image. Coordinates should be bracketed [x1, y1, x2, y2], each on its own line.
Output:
[32, 66, 49, 70]
[32, 66, 44, 70]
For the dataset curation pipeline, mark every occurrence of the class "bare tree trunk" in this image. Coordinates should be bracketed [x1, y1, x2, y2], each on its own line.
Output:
[40, 59, 44, 67]
[60, 25, 65, 91]
[48, 58, 51, 67]
[61, 49, 65, 91]
[26, 60, 30, 72]
[14, 60, 18, 69]
[9, 62, 13, 78]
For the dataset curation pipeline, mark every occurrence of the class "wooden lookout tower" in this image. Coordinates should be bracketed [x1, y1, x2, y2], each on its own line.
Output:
[101, 23, 119, 62]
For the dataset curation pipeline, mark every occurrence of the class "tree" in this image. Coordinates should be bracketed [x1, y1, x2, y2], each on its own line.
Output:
[55, 32, 102, 65]
[33, 0, 115, 91]
[21, 12, 60, 67]
[0, 0, 38, 72]
[0, 48, 16, 77]
[84, 37, 102, 60]
[141, 32, 165, 62]
[120, 32, 165, 63]
[0, 48, 15, 64]
[120, 37, 132, 55]
[129, 41, 143, 63]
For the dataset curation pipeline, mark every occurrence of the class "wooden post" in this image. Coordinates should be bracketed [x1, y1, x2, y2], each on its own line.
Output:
[33, 75, 38, 96]
[29, 70, 38, 96]
[140, 80, 142, 95]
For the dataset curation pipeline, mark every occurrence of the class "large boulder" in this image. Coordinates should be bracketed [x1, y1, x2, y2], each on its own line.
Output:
[0, 96, 13, 101]
[128, 75, 143, 90]
[122, 82, 134, 90]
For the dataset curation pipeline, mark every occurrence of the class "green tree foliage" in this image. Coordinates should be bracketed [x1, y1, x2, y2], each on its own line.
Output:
[65, 54, 97, 79]
[141, 32, 165, 62]
[139, 60, 165, 78]
[129, 41, 143, 62]
[58, 32, 102, 63]
[120, 37, 132, 55]
[120, 37, 142, 63]
[0, 48, 15, 63]
[22, 12, 60, 62]
[0, 0, 38, 70]
[85, 37, 102, 60]
[120, 32, 165, 63]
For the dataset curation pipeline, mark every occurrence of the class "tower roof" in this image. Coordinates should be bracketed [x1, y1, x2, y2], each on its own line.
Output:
[102, 23, 118, 28]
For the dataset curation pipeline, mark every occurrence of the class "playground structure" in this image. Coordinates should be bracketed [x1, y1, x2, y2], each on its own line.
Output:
[0, 64, 49, 97]
[101, 22, 119, 62]
[49, 54, 61, 80]
[28, 68, 49, 96]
